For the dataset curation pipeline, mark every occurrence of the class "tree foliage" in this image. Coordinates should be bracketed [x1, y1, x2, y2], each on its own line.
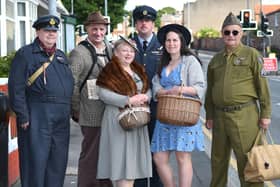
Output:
[62, 0, 127, 32]
[155, 7, 176, 28]
[0, 52, 15, 77]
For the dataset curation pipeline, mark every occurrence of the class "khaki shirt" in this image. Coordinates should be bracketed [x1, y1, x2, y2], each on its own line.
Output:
[205, 43, 271, 119]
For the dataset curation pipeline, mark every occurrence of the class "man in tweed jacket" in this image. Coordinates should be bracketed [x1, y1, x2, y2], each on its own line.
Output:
[68, 12, 113, 187]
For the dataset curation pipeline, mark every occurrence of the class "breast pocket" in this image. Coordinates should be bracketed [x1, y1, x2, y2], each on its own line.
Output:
[232, 63, 251, 79]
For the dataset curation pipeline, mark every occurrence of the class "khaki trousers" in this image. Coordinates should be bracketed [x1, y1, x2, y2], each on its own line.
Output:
[210, 103, 264, 187]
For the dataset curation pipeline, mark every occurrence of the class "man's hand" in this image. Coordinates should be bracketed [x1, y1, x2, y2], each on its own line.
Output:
[259, 118, 271, 129]
[21, 122, 29, 130]
[71, 111, 79, 123]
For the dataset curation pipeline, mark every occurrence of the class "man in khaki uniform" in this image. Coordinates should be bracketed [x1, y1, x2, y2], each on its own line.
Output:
[205, 12, 271, 187]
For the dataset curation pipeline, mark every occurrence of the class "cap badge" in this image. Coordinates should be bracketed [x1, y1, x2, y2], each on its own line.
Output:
[49, 18, 56, 25]
[143, 10, 148, 16]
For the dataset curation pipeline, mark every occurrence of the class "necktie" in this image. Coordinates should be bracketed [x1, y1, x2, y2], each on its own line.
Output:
[143, 40, 148, 51]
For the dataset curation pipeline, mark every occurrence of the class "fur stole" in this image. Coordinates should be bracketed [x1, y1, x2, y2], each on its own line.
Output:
[96, 55, 149, 96]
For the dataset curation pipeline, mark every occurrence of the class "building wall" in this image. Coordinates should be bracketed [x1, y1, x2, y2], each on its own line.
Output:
[268, 11, 280, 51]
[183, 0, 260, 34]
[0, 0, 73, 57]
[161, 12, 183, 26]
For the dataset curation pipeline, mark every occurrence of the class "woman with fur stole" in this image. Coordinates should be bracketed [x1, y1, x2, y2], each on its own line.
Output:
[96, 37, 152, 187]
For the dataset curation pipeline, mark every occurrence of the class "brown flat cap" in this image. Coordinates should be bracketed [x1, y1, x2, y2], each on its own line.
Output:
[84, 12, 109, 27]
[222, 12, 241, 29]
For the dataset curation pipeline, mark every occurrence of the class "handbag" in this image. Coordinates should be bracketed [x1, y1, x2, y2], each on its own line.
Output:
[244, 129, 280, 182]
[118, 104, 150, 131]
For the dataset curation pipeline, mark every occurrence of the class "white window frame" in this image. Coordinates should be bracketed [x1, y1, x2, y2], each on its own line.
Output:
[16, 1, 38, 49]
[6, 0, 16, 54]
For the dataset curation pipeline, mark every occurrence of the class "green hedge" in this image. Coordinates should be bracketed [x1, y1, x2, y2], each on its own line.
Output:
[195, 28, 220, 39]
[0, 52, 15, 77]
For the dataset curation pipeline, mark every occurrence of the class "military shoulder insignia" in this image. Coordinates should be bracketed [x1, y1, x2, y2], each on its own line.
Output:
[49, 18, 56, 25]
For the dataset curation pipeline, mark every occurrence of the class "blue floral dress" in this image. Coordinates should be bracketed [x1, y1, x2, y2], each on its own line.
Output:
[151, 63, 205, 152]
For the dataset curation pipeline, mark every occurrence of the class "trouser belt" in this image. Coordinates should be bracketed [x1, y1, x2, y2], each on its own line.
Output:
[215, 100, 256, 112]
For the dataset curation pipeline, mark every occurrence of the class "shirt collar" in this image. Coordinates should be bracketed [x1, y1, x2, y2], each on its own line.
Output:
[86, 37, 106, 51]
[138, 34, 153, 46]
[223, 43, 243, 57]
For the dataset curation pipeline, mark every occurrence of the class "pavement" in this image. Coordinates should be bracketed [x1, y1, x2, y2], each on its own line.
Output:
[64, 121, 212, 187]
[12, 120, 212, 187]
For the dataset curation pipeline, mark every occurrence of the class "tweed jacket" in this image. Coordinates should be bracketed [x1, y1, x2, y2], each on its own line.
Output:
[69, 40, 112, 127]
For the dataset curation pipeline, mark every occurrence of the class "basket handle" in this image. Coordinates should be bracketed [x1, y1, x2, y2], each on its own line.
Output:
[178, 83, 184, 96]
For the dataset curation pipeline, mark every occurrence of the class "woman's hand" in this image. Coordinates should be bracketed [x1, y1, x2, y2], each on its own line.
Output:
[205, 119, 213, 129]
[166, 86, 181, 95]
[128, 94, 148, 106]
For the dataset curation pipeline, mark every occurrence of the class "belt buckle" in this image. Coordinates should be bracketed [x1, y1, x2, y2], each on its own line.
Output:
[222, 107, 230, 112]
[236, 105, 242, 110]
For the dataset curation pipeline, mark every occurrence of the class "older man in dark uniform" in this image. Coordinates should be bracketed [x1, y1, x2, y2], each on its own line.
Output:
[8, 15, 74, 187]
[132, 5, 163, 187]
[205, 12, 271, 187]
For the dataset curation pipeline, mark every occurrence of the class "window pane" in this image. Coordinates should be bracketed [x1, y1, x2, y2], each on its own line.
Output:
[20, 21, 26, 46]
[7, 20, 15, 53]
[30, 3, 37, 19]
[17, 2, 26, 16]
[6, 0, 14, 18]
[30, 20, 35, 42]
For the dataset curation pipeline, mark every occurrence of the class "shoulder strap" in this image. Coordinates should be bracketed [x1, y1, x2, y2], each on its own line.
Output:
[27, 54, 54, 86]
[79, 40, 97, 92]
[104, 38, 112, 61]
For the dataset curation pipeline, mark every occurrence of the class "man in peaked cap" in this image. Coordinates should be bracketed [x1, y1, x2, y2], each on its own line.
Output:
[68, 11, 113, 187]
[32, 14, 60, 31]
[205, 12, 271, 187]
[8, 14, 74, 187]
[133, 5, 157, 21]
[132, 5, 163, 187]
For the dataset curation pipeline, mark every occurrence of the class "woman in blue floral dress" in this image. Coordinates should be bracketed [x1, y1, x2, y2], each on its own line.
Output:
[151, 24, 206, 187]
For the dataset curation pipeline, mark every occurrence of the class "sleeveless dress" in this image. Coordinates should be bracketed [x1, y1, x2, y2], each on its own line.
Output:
[151, 63, 205, 152]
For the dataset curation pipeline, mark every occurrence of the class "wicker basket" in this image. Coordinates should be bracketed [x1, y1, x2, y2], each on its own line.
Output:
[156, 95, 201, 126]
